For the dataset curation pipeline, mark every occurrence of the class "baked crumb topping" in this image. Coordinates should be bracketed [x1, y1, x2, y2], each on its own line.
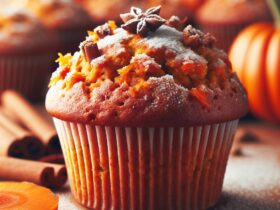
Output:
[49, 9, 233, 104]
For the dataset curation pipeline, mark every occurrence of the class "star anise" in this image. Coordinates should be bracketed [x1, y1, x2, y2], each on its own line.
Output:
[120, 6, 166, 37]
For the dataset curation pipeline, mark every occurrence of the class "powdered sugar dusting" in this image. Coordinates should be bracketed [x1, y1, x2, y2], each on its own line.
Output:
[90, 54, 107, 66]
[146, 75, 189, 110]
[143, 25, 182, 49]
[148, 75, 187, 91]
[97, 28, 133, 50]
[141, 25, 207, 64]
[132, 54, 162, 69]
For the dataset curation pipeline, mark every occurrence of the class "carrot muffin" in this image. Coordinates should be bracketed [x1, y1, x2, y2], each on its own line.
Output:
[196, 0, 272, 51]
[46, 6, 248, 210]
[27, 0, 93, 53]
[0, 8, 57, 101]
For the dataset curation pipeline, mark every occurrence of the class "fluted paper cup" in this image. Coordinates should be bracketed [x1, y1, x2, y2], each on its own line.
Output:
[0, 54, 54, 101]
[53, 118, 238, 210]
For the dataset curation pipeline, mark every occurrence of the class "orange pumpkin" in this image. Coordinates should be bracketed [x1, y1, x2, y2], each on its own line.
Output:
[229, 0, 280, 122]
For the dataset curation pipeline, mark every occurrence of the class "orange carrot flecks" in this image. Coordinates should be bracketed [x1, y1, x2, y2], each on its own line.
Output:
[190, 87, 210, 108]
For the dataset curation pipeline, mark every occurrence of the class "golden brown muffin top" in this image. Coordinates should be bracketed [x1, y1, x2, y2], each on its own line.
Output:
[26, 0, 92, 29]
[196, 0, 271, 24]
[46, 6, 248, 126]
[0, 8, 57, 55]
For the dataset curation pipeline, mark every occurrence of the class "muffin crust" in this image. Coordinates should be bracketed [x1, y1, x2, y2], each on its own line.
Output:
[46, 12, 248, 126]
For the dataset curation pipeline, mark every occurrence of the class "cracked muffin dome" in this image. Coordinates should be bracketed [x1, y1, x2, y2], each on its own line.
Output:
[46, 6, 248, 127]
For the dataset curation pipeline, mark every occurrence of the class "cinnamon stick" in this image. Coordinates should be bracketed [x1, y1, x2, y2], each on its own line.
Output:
[0, 107, 19, 124]
[0, 156, 67, 189]
[0, 110, 44, 159]
[40, 154, 65, 164]
[1, 90, 61, 154]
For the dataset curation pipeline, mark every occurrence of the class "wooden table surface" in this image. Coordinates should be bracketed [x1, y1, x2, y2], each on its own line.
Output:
[54, 122, 280, 210]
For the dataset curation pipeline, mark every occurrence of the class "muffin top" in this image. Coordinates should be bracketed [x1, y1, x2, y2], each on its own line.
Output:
[46, 6, 248, 127]
[0, 8, 57, 55]
[26, 0, 92, 30]
[196, 0, 271, 24]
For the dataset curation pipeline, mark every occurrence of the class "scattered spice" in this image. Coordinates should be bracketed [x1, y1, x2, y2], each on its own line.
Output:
[183, 25, 216, 48]
[80, 40, 100, 63]
[240, 132, 260, 143]
[94, 21, 117, 38]
[166, 16, 188, 31]
[235, 128, 260, 144]
[230, 144, 243, 156]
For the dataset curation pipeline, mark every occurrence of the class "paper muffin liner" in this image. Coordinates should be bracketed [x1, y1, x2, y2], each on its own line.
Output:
[197, 23, 250, 52]
[53, 118, 238, 210]
[0, 54, 54, 101]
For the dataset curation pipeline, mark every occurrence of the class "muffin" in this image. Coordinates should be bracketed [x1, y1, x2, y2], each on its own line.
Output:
[196, 0, 272, 51]
[0, 8, 57, 101]
[46, 6, 248, 210]
[79, 0, 142, 25]
[27, 0, 93, 53]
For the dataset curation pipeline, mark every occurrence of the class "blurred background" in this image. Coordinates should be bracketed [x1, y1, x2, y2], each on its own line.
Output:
[0, 0, 279, 123]
[0, 0, 280, 209]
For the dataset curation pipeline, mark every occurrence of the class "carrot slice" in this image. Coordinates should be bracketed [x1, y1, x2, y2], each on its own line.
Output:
[0, 182, 58, 210]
